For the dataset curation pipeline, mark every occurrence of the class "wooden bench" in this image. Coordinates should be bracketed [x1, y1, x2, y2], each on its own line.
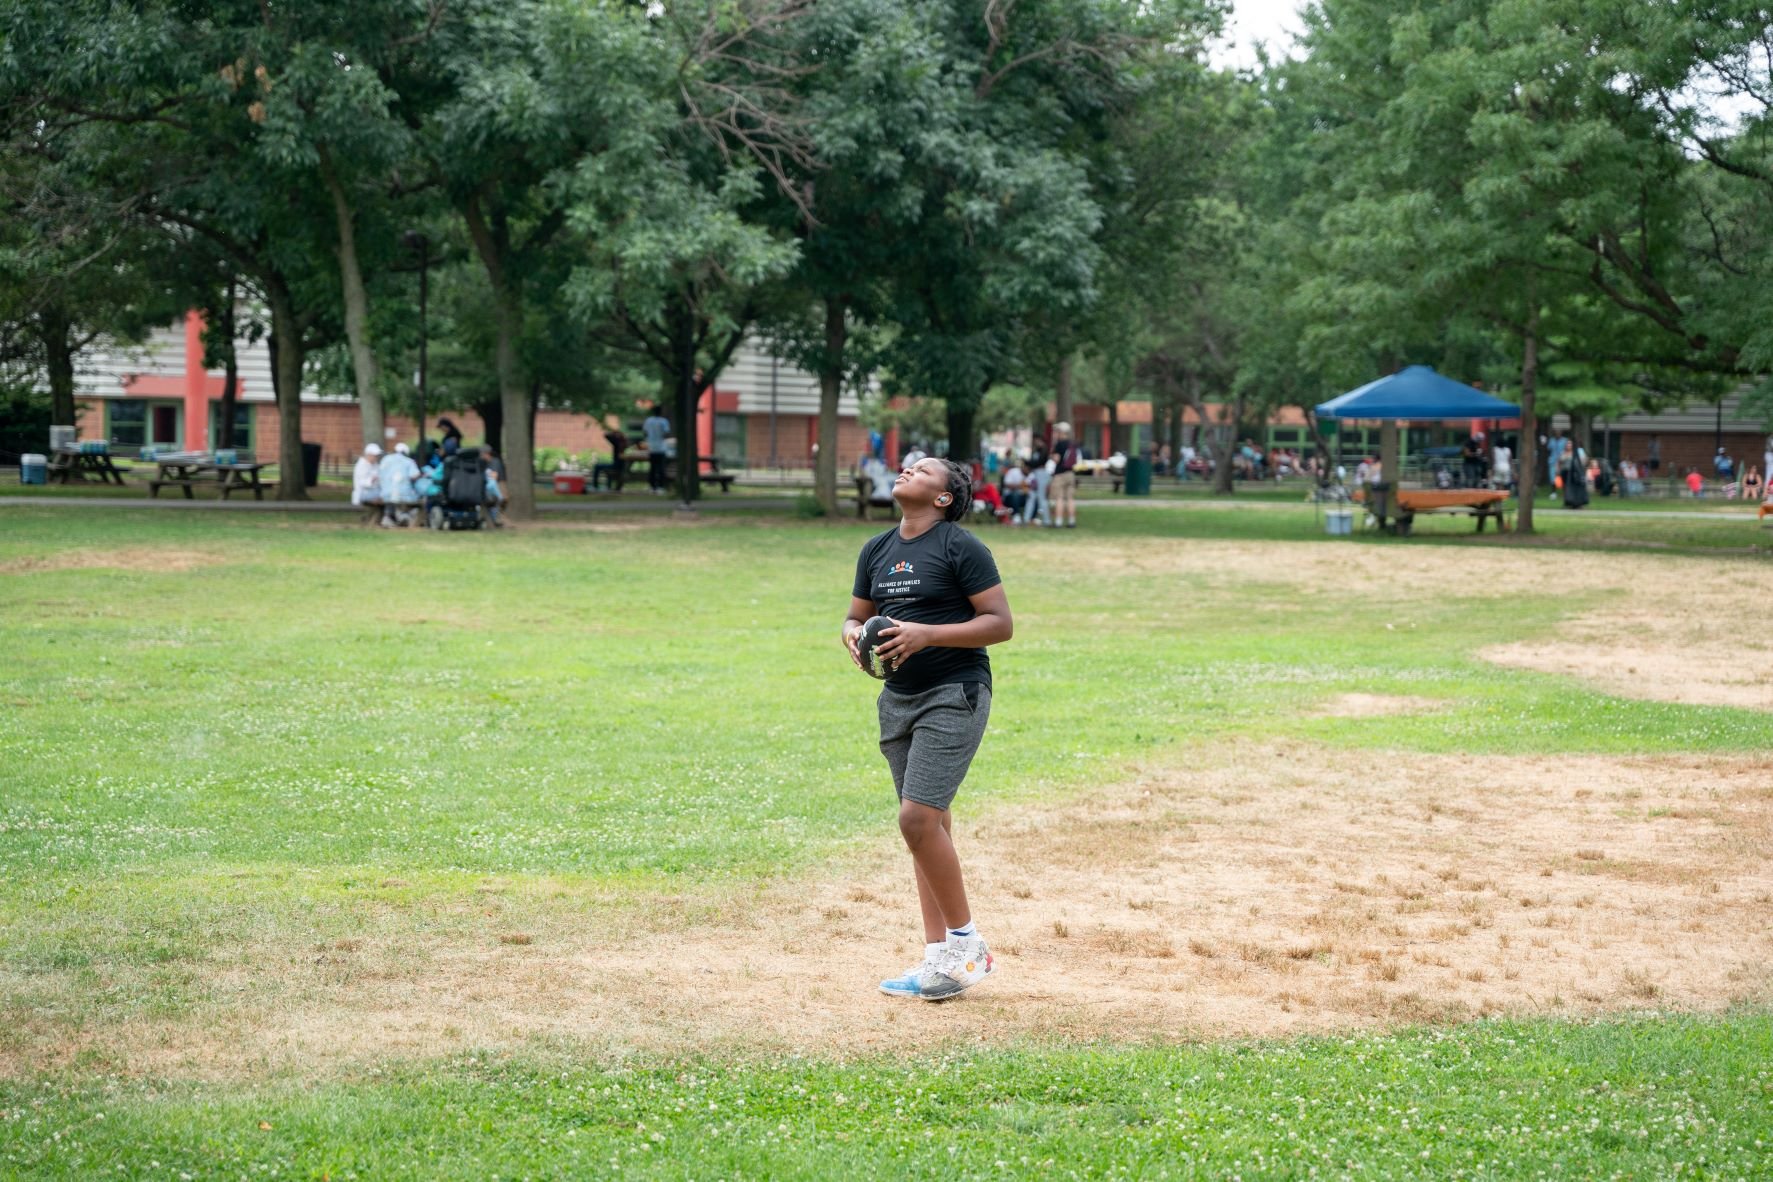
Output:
[149, 457, 272, 500]
[48, 447, 129, 485]
[1073, 469, 1123, 495]
[607, 454, 735, 493]
[851, 474, 898, 520]
[1355, 487, 1509, 535]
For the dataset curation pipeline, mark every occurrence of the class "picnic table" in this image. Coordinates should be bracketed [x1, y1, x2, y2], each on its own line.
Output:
[46, 445, 129, 485]
[603, 451, 736, 493]
[1354, 486, 1509, 535]
[147, 453, 273, 500]
[852, 473, 898, 520]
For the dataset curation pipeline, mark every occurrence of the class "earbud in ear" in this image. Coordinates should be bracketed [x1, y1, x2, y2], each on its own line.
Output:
[937, 494, 951, 505]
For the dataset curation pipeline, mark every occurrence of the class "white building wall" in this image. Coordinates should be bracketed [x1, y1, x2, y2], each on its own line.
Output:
[70, 324, 862, 411]
[720, 339, 871, 417]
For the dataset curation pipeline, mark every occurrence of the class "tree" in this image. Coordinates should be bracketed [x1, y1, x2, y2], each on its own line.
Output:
[1281, 0, 1714, 531]
[758, 0, 949, 513]
[569, 1, 811, 507]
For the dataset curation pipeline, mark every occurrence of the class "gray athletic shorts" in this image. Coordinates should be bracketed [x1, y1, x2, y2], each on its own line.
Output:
[877, 682, 992, 811]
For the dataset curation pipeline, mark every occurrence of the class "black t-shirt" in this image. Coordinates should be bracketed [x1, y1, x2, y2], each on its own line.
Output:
[853, 521, 1001, 693]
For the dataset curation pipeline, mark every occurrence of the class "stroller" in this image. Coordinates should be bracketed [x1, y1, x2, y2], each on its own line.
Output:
[429, 447, 488, 530]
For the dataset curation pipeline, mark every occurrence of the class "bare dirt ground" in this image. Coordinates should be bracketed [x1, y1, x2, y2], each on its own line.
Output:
[0, 546, 224, 575]
[7, 537, 1769, 1080]
[1481, 574, 1773, 710]
[1057, 537, 1773, 711]
[14, 740, 1767, 1081]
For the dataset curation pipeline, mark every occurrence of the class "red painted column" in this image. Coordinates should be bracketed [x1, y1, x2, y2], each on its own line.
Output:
[885, 426, 900, 469]
[697, 385, 715, 472]
[183, 310, 209, 450]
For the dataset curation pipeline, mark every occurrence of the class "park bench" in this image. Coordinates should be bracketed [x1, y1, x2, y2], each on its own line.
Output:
[47, 445, 130, 485]
[851, 474, 898, 520]
[1072, 468, 1123, 495]
[1355, 486, 1509, 535]
[148, 453, 273, 500]
[602, 453, 736, 493]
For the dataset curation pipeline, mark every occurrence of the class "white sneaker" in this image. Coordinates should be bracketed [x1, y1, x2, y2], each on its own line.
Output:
[919, 934, 993, 1001]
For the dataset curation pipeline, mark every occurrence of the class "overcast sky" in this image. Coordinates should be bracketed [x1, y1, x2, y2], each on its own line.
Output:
[1208, 0, 1309, 71]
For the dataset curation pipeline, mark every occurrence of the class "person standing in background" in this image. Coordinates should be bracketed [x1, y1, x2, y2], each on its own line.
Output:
[642, 403, 671, 495]
[1491, 436, 1513, 492]
[1049, 421, 1079, 529]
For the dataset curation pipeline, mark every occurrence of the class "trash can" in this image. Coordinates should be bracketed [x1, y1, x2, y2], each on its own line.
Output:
[301, 441, 323, 488]
[1368, 480, 1392, 523]
[20, 454, 46, 485]
[1122, 457, 1153, 496]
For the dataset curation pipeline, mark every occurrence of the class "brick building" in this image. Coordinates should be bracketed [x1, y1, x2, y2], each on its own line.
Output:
[67, 311, 876, 472]
[1593, 394, 1771, 481]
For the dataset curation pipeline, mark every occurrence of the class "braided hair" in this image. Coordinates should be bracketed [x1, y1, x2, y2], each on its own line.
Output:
[939, 458, 973, 522]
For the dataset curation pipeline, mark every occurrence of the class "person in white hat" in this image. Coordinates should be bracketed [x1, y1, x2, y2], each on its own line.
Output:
[379, 441, 422, 527]
[1049, 422, 1080, 528]
[352, 443, 385, 524]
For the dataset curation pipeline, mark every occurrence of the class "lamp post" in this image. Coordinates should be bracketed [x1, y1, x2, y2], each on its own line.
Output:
[403, 230, 430, 451]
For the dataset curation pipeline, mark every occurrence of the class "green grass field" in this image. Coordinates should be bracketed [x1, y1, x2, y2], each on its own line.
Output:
[2, 503, 1769, 1178]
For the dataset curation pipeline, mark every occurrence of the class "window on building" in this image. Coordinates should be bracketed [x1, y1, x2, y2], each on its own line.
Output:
[108, 400, 147, 447]
[208, 401, 254, 450]
[714, 412, 744, 465]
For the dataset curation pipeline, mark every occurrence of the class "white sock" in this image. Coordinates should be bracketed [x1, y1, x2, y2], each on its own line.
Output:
[925, 941, 945, 960]
[947, 922, 977, 941]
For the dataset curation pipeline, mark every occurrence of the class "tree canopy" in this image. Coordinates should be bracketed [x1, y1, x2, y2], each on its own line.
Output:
[0, 0, 1768, 520]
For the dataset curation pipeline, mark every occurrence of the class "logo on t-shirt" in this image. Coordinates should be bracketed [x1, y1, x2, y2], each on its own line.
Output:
[889, 560, 914, 575]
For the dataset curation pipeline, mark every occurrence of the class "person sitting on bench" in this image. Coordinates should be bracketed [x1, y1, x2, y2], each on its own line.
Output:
[352, 443, 385, 524]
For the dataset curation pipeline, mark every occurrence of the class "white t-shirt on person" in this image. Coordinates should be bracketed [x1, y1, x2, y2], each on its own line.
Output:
[352, 457, 382, 505]
[1491, 445, 1512, 479]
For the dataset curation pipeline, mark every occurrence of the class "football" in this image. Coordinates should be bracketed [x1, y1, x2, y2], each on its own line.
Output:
[854, 615, 897, 679]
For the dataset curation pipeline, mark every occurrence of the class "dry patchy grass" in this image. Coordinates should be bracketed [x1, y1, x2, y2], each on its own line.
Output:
[8, 741, 1769, 1081]
[0, 546, 225, 575]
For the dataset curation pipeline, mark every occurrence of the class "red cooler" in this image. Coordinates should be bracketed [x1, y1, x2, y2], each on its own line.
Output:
[553, 472, 586, 495]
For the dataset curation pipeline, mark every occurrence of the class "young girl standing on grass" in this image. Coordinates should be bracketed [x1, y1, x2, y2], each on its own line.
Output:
[842, 457, 1013, 1001]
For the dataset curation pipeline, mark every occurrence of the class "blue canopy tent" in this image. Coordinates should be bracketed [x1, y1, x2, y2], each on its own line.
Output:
[1315, 366, 1520, 490]
[1315, 366, 1521, 423]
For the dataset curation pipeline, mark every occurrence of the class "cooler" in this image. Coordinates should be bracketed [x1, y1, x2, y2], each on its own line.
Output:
[553, 472, 587, 495]
[20, 454, 47, 485]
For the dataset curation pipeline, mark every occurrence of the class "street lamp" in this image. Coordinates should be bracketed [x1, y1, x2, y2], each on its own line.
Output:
[403, 230, 430, 452]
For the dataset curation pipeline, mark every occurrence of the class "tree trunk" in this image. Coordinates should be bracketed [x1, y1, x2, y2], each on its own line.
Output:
[464, 196, 533, 518]
[1305, 410, 1334, 485]
[473, 395, 503, 454]
[215, 284, 238, 451]
[670, 299, 703, 507]
[491, 289, 533, 518]
[40, 303, 77, 428]
[946, 387, 981, 465]
[1206, 386, 1243, 495]
[264, 283, 309, 500]
[1054, 353, 1074, 426]
[814, 295, 845, 515]
[320, 147, 383, 447]
[1515, 313, 1539, 535]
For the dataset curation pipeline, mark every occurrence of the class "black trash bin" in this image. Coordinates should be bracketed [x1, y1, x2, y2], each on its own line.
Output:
[1368, 480, 1392, 524]
[1122, 457, 1152, 496]
[301, 441, 323, 488]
